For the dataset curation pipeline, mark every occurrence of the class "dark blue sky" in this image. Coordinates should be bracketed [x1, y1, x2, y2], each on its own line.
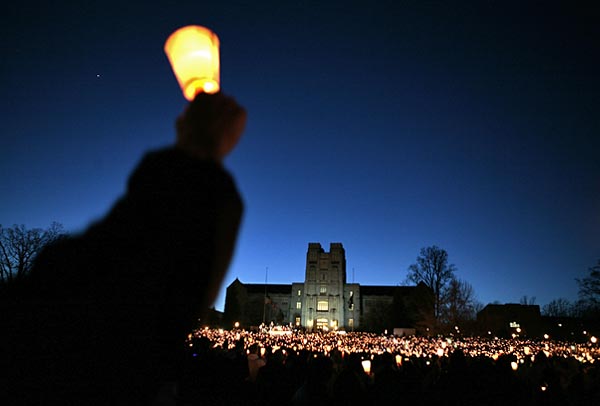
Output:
[2, 1, 599, 311]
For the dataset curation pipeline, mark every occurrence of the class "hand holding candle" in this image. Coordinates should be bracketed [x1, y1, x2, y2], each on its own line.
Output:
[175, 92, 246, 161]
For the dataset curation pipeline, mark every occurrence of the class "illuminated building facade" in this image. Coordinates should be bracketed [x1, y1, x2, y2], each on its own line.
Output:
[224, 242, 433, 332]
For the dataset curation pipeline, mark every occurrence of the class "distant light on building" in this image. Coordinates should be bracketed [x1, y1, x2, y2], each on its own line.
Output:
[591, 336, 598, 344]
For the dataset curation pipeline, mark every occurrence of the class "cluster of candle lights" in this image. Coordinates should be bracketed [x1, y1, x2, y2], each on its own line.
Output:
[189, 326, 600, 369]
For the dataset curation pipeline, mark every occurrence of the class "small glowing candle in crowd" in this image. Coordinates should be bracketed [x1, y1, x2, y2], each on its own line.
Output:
[234, 321, 240, 328]
[511, 362, 518, 371]
[164, 25, 220, 100]
[361, 360, 371, 375]
[437, 348, 444, 357]
[395, 354, 402, 367]
[591, 336, 598, 344]
[544, 334, 549, 340]
[260, 347, 266, 357]
[524, 346, 530, 355]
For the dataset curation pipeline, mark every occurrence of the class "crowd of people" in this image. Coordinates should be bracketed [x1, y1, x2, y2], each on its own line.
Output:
[172, 327, 600, 405]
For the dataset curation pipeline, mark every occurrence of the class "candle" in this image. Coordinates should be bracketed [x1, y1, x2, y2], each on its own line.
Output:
[164, 25, 220, 100]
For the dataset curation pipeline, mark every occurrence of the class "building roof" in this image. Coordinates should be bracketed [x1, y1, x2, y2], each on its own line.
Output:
[360, 285, 417, 296]
[243, 283, 292, 295]
[227, 278, 425, 297]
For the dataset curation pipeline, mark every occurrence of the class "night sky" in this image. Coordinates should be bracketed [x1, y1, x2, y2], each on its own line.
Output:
[2, 1, 599, 311]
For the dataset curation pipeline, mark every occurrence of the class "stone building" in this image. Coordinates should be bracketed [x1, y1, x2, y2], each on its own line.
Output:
[224, 242, 433, 332]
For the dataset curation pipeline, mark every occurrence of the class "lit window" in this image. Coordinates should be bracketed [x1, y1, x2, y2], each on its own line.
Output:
[297, 289, 302, 296]
[320, 286, 327, 295]
[317, 301, 329, 311]
[349, 318, 354, 327]
[296, 302, 301, 309]
[295, 317, 301, 326]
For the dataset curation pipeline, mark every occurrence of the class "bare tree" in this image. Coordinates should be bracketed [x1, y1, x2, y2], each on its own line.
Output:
[407, 245, 456, 323]
[0, 223, 65, 283]
[443, 277, 477, 326]
[576, 259, 600, 309]
[542, 298, 573, 317]
[519, 295, 537, 305]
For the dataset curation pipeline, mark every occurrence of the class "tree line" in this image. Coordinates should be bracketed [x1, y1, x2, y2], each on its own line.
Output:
[0, 223, 65, 284]
[2, 224, 599, 332]
[406, 245, 600, 333]
[541, 259, 600, 320]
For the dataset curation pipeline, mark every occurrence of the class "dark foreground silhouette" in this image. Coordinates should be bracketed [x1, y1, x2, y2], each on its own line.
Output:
[1, 93, 246, 405]
[179, 335, 600, 406]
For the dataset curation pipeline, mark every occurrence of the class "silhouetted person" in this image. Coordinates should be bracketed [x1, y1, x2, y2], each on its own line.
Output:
[2, 92, 246, 405]
[247, 343, 267, 383]
[291, 355, 333, 406]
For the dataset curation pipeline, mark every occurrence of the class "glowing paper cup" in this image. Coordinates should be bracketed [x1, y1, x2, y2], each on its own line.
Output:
[164, 25, 220, 100]
[361, 360, 371, 375]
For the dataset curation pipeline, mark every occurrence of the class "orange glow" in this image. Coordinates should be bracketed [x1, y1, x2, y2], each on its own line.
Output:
[361, 360, 371, 375]
[164, 25, 220, 100]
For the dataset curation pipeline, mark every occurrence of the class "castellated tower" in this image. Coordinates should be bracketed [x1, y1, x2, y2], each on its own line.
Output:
[299, 242, 347, 330]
